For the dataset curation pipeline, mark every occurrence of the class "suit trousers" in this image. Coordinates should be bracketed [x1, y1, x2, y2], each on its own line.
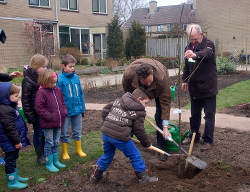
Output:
[190, 96, 216, 144]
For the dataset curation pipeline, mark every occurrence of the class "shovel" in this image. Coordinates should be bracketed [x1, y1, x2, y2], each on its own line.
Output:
[145, 118, 207, 170]
[145, 118, 188, 154]
[131, 138, 184, 157]
[185, 133, 208, 170]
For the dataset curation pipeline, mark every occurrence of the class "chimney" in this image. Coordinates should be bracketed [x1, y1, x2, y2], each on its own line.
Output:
[149, 1, 157, 14]
[193, 0, 196, 10]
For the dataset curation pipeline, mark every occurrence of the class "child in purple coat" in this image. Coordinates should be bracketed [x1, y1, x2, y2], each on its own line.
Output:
[35, 69, 67, 172]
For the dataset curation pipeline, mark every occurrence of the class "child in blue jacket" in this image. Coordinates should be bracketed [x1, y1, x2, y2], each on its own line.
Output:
[0, 82, 31, 189]
[57, 54, 86, 160]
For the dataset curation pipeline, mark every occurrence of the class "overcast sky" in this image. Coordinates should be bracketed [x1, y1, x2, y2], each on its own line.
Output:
[154, 0, 186, 6]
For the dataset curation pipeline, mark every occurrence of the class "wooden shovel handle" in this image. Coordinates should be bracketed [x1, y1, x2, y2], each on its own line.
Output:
[131, 138, 170, 156]
[188, 132, 196, 157]
[185, 132, 196, 170]
[145, 117, 164, 134]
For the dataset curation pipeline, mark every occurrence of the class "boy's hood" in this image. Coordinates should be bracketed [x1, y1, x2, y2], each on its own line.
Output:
[0, 82, 12, 105]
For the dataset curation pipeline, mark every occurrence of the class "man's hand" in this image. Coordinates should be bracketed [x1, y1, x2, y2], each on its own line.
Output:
[9, 71, 22, 78]
[182, 83, 188, 92]
[184, 50, 195, 59]
[163, 127, 172, 140]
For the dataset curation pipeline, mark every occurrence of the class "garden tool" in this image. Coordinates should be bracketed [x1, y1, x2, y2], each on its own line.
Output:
[145, 118, 188, 154]
[145, 118, 207, 170]
[131, 138, 183, 157]
[185, 133, 208, 170]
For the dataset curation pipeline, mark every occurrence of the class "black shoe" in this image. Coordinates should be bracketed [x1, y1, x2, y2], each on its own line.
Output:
[200, 143, 212, 152]
[135, 171, 158, 184]
[182, 137, 200, 145]
[90, 165, 106, 182]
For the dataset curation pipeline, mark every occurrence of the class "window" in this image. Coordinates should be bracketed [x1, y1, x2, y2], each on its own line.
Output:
[166, 24, 173, 31]
[60, 0, 77, 10]
[59, 26, 90, 54]
[145, 26, 152, 33]
[33, 24, 54, 56]
[92, 0, 107, 14]
[29, 0, 49, 7]
[157, 25, 163, 32]
[181, 24, 187, 31]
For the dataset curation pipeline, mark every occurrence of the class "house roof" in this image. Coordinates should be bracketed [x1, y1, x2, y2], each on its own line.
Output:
[123, 4, 196, 27]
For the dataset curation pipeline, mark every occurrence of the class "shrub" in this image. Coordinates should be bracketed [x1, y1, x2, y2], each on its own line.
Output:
[95, 59, 106, 66]
[119, 57, 129, 66]
[216, 57, 236, 74]
[81, 58, 89, 65]
[59, 47, 82, 64]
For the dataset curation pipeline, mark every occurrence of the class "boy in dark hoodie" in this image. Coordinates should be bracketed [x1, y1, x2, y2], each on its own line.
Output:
[0, 82, 30, 189]
[90, 88, 158, 184]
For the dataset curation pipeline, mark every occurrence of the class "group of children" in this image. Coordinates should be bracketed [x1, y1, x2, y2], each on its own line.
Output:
[0, 54, 86, 189]
[0, 54, 158, 190]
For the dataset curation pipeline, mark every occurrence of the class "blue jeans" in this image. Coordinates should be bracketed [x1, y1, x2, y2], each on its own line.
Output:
[32, 116, 45, 147]
[42, 128, 61, 156]
[60, 114, 82, 143]
[97, 134, 146, 173]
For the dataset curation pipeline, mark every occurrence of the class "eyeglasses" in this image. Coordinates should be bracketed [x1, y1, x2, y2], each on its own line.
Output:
[189, 37, 199, 41]
[189, 34, 201, 42]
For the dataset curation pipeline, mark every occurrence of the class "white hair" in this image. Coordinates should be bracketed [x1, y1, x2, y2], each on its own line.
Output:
[186, 23, 202, 34]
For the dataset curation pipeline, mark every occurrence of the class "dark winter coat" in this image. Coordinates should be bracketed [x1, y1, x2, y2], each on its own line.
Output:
[0, 82, 31, 152]
[35, 87, 67, 129]
[122, 58, 171, 120]
[101, 92, 151, 148]
[0, 73, 12, 82]
[182, 36, 218, 99]
[21, 66, 40, 123]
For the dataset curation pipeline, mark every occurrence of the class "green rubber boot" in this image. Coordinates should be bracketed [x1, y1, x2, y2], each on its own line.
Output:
[15, 168, 29, 182]
[6, 172, 28, 189]
[53, 153, 66, 168]
[45, 155, 59, 172]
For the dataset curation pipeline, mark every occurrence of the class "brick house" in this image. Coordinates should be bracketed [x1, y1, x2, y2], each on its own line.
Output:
[195, 0, 250, 56]
[0, 0, 113, 68]
[122, 1, 196, 39]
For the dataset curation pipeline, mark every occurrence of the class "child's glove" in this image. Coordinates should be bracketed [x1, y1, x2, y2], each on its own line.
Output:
[82, 113, 84, 117]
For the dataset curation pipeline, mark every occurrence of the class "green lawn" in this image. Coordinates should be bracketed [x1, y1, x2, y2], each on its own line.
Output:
[184, 79, 250, 110]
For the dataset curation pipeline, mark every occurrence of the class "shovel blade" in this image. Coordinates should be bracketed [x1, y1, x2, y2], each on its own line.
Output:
[186, 156, 207, 169]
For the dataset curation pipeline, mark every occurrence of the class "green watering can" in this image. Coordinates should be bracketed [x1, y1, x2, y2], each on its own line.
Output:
[19, 107, 28, 123]
[170, 86, 176, 101]
[145, 118, 190, 152]
[165, 124, 190, 152]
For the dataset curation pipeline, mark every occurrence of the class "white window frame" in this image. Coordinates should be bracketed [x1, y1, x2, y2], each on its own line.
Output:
[166, 24, 173, 31]
[182, 24, 187, 31]
[60, 0, 78, 11]
[145, 26, 152, 33]
[92, 0, 107, 14]
[157, 25, 163, 32]
[29, 0, 50, 7]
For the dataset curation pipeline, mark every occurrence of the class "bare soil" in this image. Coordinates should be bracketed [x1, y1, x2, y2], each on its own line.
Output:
[16, 71, 250, 192]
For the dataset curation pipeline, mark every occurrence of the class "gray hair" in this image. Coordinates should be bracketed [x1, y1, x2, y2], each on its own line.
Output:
[186, 23, 202, 34]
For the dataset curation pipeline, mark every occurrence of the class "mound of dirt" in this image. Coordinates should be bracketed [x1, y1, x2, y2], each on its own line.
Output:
[18, 71, 250, 192]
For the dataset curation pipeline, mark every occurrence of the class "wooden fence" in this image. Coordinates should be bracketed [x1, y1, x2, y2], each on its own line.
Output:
[146, 37, 188, 61]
